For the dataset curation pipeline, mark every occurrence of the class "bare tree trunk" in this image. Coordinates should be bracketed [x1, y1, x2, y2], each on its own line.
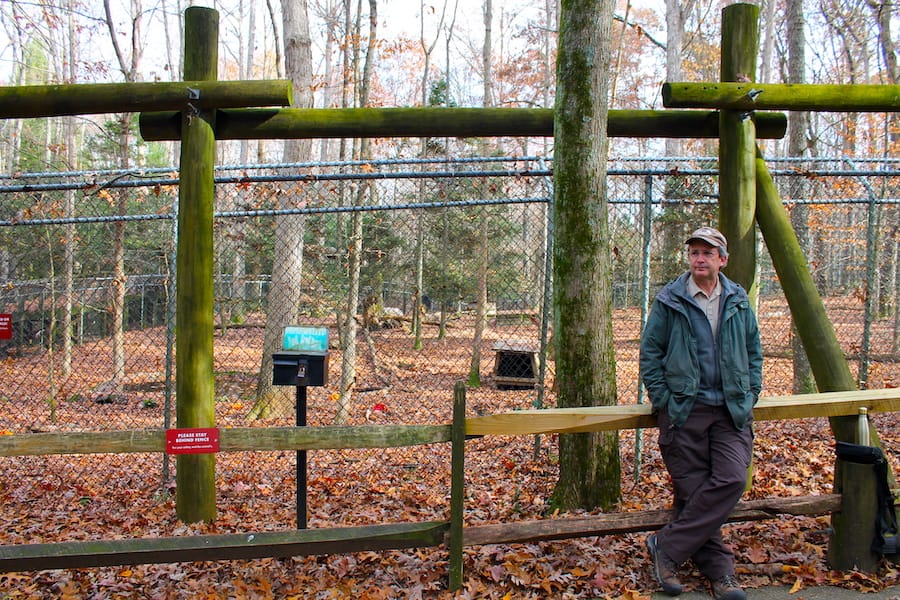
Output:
[759, 0, 776, 83]
[253, 0, 314, 418]
[0, 2, 27, 170]
[335, 0, 377, 425]
[658, 0, 693, 267]
[891, 227, 900, 353]
[663, 0, 690, 158]
[867, 0, 900, 102]
[866, 0, 899, 325]
[819, 0, 866, 154]
[413, 212, 425, 350]
[551, 0, 620, 511]
[787, 0, 815, 394]
[266, 0, 284, 78]
[467, 0, 491, 385]
[104, 0, 144, 398]
[609, 0, 630, 104]
[412, 0, 448, 351]
[225, 0, 257, 327]
[316, 0, 342, 162]
[61, 0, 79, 378]
[468, 204, 489, 386]
[481, 0, 493, 107]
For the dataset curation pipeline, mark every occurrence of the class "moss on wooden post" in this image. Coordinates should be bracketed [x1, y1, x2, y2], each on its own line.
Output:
[718, 3, 759, 301]
[663, 81, 900, 112]
[754, 155, 857, 396]
[0, 80, 291, 119]
[755, 151, 886, 571]
[138, 107, 788, 141]
[175, 6, 219, 524]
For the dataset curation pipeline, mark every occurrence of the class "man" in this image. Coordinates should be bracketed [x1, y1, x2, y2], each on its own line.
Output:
[639, 226, 763, 600]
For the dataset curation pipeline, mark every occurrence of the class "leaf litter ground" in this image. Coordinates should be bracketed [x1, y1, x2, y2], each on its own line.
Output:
[1, 302, 899, 599]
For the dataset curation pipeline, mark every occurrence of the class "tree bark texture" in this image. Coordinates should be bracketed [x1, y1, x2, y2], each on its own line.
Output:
[663, 0, 686, 157]
[551, 0, 620, 511]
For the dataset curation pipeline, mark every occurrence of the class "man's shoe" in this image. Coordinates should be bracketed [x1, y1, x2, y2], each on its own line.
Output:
[645, 534, 682, 596]
[710, 575, 746, 600]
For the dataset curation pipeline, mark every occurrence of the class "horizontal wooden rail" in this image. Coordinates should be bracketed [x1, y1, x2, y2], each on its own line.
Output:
[0, 521, 448, 572]
[465, 388, 900, 436]
[0, 80, 292, 120]
[0, 425, 451, 457]
[0, 494, 840, 573]
[1, 388, 888, 575]
[5, 389, 896, 455]
[139, 107, 788, 141]
[462, 494, 841, 546]
[662, 82, 900, 112]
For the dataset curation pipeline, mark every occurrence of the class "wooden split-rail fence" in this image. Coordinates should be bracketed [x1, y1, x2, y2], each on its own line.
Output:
[0, 385, 898, 590]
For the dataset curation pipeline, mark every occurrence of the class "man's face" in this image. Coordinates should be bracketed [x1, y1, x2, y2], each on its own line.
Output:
[688, 241, 727, 285]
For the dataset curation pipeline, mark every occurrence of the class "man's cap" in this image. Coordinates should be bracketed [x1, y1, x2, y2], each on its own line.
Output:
[686, 227, 728, 256]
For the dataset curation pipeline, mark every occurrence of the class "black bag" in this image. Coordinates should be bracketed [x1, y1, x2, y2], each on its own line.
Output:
[835, 441, 899, 555]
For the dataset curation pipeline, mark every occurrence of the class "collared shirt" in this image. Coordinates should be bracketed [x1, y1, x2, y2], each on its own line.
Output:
[687, 276, 722, 337]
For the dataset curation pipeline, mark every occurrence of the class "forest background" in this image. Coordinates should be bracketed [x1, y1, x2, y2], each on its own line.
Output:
[1, 0, 900, 598]
[4, 0, 898, 162]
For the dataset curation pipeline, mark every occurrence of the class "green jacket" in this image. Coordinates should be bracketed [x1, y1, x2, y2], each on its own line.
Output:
[639, 272, 763, 430]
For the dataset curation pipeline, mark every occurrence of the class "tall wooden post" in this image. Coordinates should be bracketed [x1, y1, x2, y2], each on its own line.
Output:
[175, 6, 218, 523]
[755, 152, 883, 571]
[718, 3, 759, 301]
[719, 1, 760, 496]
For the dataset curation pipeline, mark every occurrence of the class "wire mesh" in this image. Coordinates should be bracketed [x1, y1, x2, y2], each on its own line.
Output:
[0, 156, 898, 537]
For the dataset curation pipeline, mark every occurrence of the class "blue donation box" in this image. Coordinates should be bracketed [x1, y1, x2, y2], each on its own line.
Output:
[272, 326, 329, 387]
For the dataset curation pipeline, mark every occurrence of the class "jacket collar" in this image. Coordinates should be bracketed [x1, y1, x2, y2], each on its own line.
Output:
[659, 271, 745, 309]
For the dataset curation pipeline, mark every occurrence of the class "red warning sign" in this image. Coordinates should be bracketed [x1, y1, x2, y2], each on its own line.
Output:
[165, 428, 220, 454]
[0, 314, 11, 340]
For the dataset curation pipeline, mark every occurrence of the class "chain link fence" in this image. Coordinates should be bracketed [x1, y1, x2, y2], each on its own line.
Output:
[1, 156, 898, 536]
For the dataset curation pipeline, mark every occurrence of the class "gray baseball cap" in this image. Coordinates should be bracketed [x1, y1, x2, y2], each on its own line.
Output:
[686, 226, 728, 256]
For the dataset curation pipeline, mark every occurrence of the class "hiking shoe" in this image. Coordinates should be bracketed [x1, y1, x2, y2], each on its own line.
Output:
[646, 533, 682, 596]
[710, 574, 746, 600]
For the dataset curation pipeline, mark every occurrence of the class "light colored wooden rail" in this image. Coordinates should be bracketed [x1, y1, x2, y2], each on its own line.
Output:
[465, 388, 900, 436]
[0, 425, 451, 457]
[3, 389, 897, 456]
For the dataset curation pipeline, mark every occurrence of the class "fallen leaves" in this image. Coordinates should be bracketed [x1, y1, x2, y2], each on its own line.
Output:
[3, 418, 900, 598]
[1, 317, 899, 598]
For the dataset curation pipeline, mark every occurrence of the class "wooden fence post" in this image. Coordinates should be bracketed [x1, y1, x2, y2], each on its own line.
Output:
[719, 2, 759, 301]
[175, 6, 219, 524]
[828, 411, 881, 571]
[828, 463, 881, 571]
[448, 381, 466, 590]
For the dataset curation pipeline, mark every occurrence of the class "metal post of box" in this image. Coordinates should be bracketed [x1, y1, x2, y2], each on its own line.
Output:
[271, 350, 329, 529]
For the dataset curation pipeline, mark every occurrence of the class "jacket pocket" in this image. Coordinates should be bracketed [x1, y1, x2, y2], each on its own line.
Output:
[665, 374, 694, 396]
